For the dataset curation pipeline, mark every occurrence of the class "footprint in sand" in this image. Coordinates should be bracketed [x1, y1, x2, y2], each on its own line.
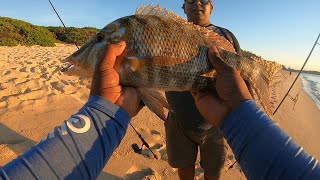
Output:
[61, 80, 69, 86]
[50, 81, 77, 95]
[0, 101, 8, 115]
[125, 166, 161, 180]
[50, 82, 64, 93]
[19, 67, 28, 72]
[30, 67, 36, 73]
[18, 89, 47, 101]
[223, 155, 241, 173]
[44, 58, 51, 62]
[140, 143, 166, 160]
[2, 70, 11, 76]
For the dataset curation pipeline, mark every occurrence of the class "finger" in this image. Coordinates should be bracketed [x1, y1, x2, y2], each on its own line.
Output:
[192, 91, 209, 102]
[124, 87, 143, 111]
[208, 46, 233, 73]
[103, 85, 122, 93]
[117, 87, 141, 117]
[209, 46, 220, 58]
[122, 87, 139, 98]
[100, 68, 119, 83]
[122, 87, 141, 106]
[100, 41, 126, 68]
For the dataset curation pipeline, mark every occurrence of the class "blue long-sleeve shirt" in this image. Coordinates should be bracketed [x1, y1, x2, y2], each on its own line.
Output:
[220, 100, 320, 179]
[1, 98, 319, 179]
[1, 96, 130, 180]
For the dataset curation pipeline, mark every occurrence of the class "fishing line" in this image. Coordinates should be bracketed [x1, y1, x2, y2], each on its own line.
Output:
[273, 32, 320, 115]
[47, 0, 157, 159]
[48, 0, 78, 72]
[48, 0, 79, 49]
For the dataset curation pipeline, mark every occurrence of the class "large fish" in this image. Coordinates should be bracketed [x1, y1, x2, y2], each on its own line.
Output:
[64, 4, 280, 120]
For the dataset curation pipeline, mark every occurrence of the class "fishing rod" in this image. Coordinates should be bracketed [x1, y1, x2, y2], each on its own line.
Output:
[273, 32, 320, 115]
[47, 0, 157, 159]
[130, 123, 158, 159]
[48, 0, 79, 49]
[48, 0, 78, 72]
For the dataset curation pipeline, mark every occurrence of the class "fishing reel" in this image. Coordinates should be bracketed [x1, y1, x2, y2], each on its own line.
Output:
[131, 142, 158, 159]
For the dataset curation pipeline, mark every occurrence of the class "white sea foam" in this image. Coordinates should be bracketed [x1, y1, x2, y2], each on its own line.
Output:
[300, 73, 320, 110]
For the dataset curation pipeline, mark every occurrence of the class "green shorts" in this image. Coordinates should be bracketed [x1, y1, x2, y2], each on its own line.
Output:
[165, 113, 226, 178]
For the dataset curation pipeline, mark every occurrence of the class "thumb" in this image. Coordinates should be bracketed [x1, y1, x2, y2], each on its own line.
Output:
[208, 46, 232, 74]
[100, 41, 126, 68]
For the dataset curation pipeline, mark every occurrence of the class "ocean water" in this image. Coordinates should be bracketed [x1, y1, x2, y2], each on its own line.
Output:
[300, 73, 320, 110]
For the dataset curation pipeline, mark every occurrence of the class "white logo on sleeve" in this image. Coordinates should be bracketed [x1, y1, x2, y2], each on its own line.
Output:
[41, 115, 91, 142]
[66, 115, 91, 134]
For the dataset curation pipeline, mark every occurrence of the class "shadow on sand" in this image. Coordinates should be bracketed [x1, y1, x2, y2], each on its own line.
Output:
[97, 172, 124, 180]
[0, 122, 36, 155]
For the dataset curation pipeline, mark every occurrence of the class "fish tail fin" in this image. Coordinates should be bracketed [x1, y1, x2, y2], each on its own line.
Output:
[137, 88, 172, 121]
[240, 58, 283, 116]
[215, 49, 283, 115]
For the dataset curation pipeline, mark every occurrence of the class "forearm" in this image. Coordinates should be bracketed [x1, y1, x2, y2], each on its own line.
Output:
[0, 96, 130, 180]
[220, 100, 320, 179]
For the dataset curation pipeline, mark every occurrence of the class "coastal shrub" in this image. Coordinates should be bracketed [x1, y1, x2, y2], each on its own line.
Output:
[0, 38, 19, 46]
[0, 17, 57, 46]
[243, 50, 261, 59]
[0, 17, 98, 47]
[47, 26, 98, 46]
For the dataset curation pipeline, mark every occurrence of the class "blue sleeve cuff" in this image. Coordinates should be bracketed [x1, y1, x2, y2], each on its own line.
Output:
[85, 96, 131, 126]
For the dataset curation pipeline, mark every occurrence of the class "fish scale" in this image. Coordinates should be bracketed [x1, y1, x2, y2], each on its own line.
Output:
[64, 4, 281, 120]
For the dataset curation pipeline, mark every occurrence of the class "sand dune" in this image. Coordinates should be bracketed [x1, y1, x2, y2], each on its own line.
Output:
[0, 44, 319, 179]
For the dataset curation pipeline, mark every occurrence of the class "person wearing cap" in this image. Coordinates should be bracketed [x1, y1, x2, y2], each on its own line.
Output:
[165, 0, 242, 179]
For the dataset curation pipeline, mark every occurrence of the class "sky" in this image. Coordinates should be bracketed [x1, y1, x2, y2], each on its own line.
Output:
[1, 0, 320, 71]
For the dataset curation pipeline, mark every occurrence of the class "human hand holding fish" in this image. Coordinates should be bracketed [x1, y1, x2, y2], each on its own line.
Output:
[192, 46, 253, 127]
[90, 41, 141, 117]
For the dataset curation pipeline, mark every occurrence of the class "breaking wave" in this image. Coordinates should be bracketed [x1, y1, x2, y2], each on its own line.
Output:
[300, 73, 320, 110]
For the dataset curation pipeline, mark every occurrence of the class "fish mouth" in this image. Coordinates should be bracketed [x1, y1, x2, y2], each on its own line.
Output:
[61, 56, 79, 72]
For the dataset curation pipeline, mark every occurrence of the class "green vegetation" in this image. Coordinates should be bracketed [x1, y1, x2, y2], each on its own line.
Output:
[46, 26, 98, 46]
[0, 17, 57, 46]
[242, 50, 261, 59]
[0, 17, 98, 47]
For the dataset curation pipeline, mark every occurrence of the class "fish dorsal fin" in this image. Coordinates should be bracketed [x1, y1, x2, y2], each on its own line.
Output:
[136, 4, 236, 53]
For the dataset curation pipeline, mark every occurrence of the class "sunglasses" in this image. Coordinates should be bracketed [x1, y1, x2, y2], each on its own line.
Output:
[185, 0, 210, 5]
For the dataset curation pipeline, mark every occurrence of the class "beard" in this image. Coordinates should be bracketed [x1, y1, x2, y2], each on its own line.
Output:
[187, 11, 206, 23]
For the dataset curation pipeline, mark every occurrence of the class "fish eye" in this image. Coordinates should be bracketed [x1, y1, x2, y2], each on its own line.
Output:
[96, 33, 105, 42]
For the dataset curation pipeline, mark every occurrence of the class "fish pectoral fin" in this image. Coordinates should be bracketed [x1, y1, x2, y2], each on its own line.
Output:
[137, 88, 171, 121]
[126, 56, 189, 68]
[200, 69, 217, 78]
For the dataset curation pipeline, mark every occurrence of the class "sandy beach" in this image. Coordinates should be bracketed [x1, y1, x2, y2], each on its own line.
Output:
[0, 44, 319, 179]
